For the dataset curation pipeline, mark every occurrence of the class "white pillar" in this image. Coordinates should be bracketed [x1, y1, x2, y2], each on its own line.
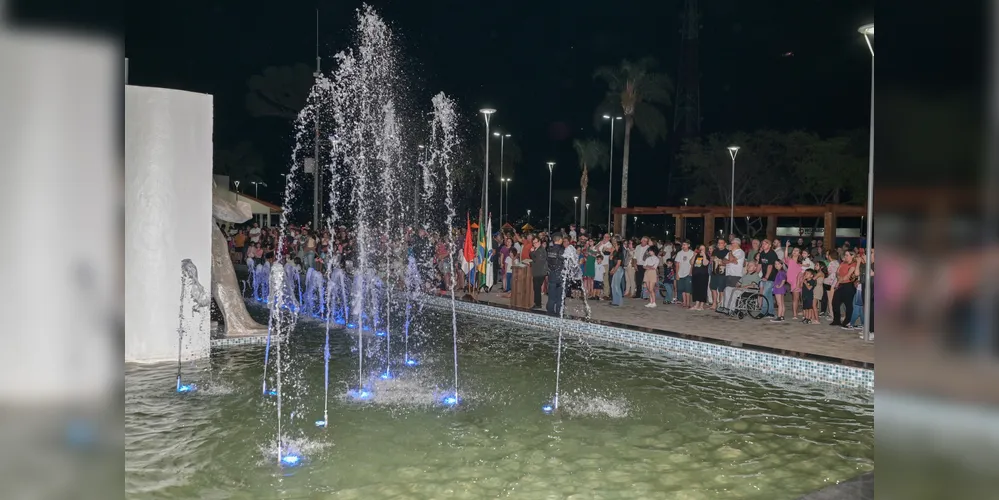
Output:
[125, 85, 214, 363]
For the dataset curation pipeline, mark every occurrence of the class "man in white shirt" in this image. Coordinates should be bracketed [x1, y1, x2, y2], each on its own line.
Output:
[249, 222, 262, 245]
[633, 237, 650, 298]
[674, 240, 694, 308]
[720, 238, 745, 312]
[568, 224, 577, 241]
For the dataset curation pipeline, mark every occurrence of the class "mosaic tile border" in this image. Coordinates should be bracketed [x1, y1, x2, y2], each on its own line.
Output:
[211, 334, 280, 348]
[423, 295, 873, 392]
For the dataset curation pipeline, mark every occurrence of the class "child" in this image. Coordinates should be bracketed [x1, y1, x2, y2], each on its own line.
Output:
[770, 260, 788, 322]
[801, 269, 818, 324]
[813, 263, 826, 319]
[593, 255, 607, 300]
[662, 259, 677, 304]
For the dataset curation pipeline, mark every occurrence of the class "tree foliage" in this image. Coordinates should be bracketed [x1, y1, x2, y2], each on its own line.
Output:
[676, 130, 868, 207]
[245, 63, 315, 120]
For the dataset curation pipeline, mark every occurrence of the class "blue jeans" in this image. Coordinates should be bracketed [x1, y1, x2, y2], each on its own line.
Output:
[505, 272, 512, 292]
[660, 283, 675, 302]
[611, 268, 624, 305]
[849, 287, 864, 326]
[760, 280, 775, 316]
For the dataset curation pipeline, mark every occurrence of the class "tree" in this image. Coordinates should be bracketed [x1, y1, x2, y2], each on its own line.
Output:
[245, 63, 315, 120]
[572, 138, 608, 227]
[215, 141, 265, 188]
[594, 57, 674, 237]
[676, 130, 869, 234]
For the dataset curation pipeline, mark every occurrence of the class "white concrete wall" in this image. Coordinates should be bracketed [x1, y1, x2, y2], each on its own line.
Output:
[125, 86, 213, 363]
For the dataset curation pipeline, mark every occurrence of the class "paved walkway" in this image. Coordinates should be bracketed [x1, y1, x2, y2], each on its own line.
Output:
[471, 290, 874, 366]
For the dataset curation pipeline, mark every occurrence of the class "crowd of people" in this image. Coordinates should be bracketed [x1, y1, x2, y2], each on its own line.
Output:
[222, 220, 874, 338]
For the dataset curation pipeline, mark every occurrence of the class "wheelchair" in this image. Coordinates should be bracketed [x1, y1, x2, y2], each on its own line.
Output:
[720, 287, 769, 320]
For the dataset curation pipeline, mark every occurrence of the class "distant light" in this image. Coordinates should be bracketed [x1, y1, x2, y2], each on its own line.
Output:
[380, 372, 393, 380]
[542, 404, 554, 414]
[493, 132, 500, 136]
[376, 330, 386, 337]
[781, 51, 794, 57]
[280, 454, 302, 466]
[602, 114, 610, 119]
[347, 323, 357, 328]
[405, 359, 419, 366]
[362, 325, 372, 332]
[315, 420, 327, 427]
[479, 108, 496, 115]
[267, 389, 278, 396]
[441, 394, 461, 406]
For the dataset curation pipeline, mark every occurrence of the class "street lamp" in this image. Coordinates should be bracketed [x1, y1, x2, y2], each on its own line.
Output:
[546, 161, 555, 233]
[479, 108, 496, 232]
[603, 114, 622, 232]
[683, 197, 689, 206]
[586, 203, 590, 226]
[573, 196, 579, 228]
[501, 178, 512, 223]
[527, 209, 532, 224]
[251, 181, 268, 198]
[858, 23, 874, 342]
[727, 145, 740, 237]
[493, 132, 511, 227]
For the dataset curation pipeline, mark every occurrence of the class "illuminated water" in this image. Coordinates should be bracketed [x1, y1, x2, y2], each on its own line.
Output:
[126, 308, 873, 499]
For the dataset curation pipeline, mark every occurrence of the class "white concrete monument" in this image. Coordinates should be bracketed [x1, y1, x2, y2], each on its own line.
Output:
[125, 85, 213, 363]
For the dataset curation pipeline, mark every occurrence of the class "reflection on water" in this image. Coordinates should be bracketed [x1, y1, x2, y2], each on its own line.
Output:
[126, 310, 873, 499]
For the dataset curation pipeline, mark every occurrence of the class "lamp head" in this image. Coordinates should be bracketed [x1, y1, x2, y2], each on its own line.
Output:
[493, 132, 500, 137]
[547, 162, 555, 173]
[479, 108, 497, 115]
[727, 145, 740, 160]
[602, 114, 611, 119]
[858, 24, 873, 36]
[505, 134, 511, 138]
[418, 144, 425, 149]
[574, 196, 578, 201]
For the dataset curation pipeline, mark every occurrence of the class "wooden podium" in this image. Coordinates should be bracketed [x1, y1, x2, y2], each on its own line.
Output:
[511, 264, 533, 309]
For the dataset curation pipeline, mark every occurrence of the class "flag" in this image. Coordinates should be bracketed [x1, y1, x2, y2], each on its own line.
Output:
[484, 217, 494, 289]
[475, 214, 488, 284]
[462, 212, 475, 273]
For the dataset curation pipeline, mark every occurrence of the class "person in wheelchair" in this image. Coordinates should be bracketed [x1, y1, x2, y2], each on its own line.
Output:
[720, 261, 762, 314]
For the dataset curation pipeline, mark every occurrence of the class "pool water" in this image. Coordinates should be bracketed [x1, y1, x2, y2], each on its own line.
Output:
[126, 307, 873, 499]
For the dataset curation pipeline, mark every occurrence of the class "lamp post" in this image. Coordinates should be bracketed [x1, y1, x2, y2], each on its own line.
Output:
[500, 178, 512, 223]
[527, 209, 531, 225]
[546, 162, 555, 233]
[586, 203, 590, 227]
[233, 180, 241, 230]
[493, 132, 511, 227]
[479, 108, 496, 232]
[858, 23, 874, 343]
[573, 196, 579, 228]
[603, 114, 622, 232]
[727, 145, 740, 238]
[251, 181, 268, 199]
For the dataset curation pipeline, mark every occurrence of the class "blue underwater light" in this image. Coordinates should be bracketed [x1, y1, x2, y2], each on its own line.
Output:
[542, 404, 554, 414]
[362, 325, 372, 332]
[280, 453, 302, 467]
[335, 317, 346, 325]
[314, 420, 327, 428]
[405, 359, 418, 366]
[347, 323, 357, 329]
[380, 372, 393, 380]
[441, 394, 461, 407]
[177, 384, 196, 393]
[267, 388, 278, 396]
[347, 388, 372, 401]
[375, 330, 387, 337]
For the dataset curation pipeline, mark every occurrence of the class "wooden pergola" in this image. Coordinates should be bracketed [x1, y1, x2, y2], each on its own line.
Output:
[613, 204, 866, 249]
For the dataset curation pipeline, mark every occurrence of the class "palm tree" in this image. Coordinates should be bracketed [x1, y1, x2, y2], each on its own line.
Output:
[572, 138, 608, 227]
[594, 57, 674, 236]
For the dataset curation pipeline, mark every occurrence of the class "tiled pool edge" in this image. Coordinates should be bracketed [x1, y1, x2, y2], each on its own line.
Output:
[424, 295, 873, 392]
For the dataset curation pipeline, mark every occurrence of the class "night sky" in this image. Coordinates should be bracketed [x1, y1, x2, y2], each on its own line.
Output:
[119, 0, 873, 220]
